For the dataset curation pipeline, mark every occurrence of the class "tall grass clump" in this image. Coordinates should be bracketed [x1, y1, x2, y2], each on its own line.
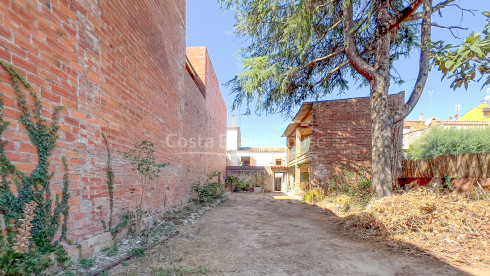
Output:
[324, 167, 372, 213]
[407, 127, 490, 161]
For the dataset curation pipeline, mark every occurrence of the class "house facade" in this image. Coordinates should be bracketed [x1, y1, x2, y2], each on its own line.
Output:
[226, 117, 287, 192]
[283, 94, 404, 196]
[226, 116, 286, 167]
[0, 0, 226, 258]
[403, 99, 490, 150]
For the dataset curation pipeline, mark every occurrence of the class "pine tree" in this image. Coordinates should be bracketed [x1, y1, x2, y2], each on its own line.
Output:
[219, 0, 458, 197]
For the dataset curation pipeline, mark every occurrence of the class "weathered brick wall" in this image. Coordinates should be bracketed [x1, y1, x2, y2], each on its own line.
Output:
[0, 0, 226, 257]
[309, 93, 404, 183]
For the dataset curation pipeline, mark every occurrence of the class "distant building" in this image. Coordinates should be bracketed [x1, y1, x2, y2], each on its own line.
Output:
[226, 116, 286, 167]
[457, 99, 490, 122]
[282, 94, 404, 196]
[232, 147, 287, 167]
[403, 99, 490, 150]
[226, 117, 287, 192]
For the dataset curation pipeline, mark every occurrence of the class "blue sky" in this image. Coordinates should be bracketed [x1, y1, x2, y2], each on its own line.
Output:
[186, 0, 489, 148]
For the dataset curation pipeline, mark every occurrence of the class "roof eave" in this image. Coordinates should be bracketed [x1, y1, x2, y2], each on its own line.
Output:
[281, 103, 313, 137]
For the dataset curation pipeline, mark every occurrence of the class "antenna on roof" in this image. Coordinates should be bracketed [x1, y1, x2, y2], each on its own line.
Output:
[455, 104, 461, 118]
[428, 89, 434, 118]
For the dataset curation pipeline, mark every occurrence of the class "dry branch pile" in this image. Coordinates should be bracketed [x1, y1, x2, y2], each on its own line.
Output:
[342, 189, 490, 266]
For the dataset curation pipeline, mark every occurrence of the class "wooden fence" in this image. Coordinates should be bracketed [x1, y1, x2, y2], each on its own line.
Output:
[401, 153, 490, 178]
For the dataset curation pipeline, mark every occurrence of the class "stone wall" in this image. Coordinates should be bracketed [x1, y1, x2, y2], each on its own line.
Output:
[226, 166, 274, 192]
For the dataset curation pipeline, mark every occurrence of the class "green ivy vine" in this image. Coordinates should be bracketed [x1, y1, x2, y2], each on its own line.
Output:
[0, 60, 71, 275]
[102, 133, 114, 234]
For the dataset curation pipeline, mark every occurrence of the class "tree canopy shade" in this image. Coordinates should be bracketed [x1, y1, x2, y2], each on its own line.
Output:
[432, 11, 490, 90]
[219, 0, 461, 197]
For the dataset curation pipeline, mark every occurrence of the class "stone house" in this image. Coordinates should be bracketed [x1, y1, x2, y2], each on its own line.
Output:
[0, 0, 226, 258]
[282, 94, 404, 196]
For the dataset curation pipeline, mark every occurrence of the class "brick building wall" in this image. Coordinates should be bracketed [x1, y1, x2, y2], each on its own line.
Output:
[309, 93, 404, 183]
[0, 0, 226, 257]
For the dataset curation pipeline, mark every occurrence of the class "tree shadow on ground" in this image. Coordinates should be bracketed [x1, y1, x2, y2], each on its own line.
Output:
[284, 196, 477, 275]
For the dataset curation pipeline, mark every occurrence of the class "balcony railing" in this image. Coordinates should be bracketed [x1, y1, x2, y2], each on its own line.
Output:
[301, 135, 311, 154]
[288, 136, 311, 165]
[290, 147, 297, 160]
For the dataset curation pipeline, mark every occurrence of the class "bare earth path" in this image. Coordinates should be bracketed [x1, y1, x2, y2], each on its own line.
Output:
[111, 193, 471, 275]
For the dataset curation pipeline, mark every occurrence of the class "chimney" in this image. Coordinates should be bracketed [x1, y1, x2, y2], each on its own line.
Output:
[419, 113, 424, 121]
[448, 117, 452, 121]
[232, 115, 236, 127]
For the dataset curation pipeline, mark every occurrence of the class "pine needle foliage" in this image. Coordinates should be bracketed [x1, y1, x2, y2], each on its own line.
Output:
[218, 0, 418, 115]
[0, 61, 70, 275]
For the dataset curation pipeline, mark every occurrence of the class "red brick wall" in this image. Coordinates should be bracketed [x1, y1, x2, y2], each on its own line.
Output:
[0, 0, 226, 253]
[309, 93, 404, 183]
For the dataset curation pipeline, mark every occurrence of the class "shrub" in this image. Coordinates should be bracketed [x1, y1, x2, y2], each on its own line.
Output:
[129, 248, 145, 257]
[324, 167, 372, 211]
[406, 127, 490, 160]
[225, 176, 239, 191]
[193, 172, 225, 202]
[124, 140, 168, 233]
[237, 180, 250, 192]
[304, 189, 325, 204]
[250, 173, 267, 188]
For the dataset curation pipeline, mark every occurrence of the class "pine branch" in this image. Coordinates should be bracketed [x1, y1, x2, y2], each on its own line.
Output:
[343, 0, 375, 81]
[393, 0, 433, 123]
[405, 0, 457, 21]
[387, 0, 426, 32]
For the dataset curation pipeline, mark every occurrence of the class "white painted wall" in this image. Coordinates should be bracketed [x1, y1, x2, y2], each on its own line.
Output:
[233, 151, 286, 166]
[227, 128, 239, 151]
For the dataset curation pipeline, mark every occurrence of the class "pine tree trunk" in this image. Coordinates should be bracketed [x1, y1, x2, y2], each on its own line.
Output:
[370, 1, 395, 197]
[371, 82, 394, 197]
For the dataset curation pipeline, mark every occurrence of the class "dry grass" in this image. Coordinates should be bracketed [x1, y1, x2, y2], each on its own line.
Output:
[12, 201, 37, 254]
[342, 188, 490, 267]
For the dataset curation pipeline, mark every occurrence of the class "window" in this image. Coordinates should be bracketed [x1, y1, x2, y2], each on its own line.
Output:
[241, 156, 251, 166]
[300, 172, 310, 182]
[275, 159, 282, 166]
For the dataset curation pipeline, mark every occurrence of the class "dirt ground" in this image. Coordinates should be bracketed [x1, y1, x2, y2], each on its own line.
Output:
[110, 193, 481, 275]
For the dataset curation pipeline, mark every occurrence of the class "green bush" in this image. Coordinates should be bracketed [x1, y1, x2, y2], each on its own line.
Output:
[225, 176, 240, 191]
[250, 173, 266, 188]
[193, 172, 225, 202]
[304, 189, 325, 204]
[325, 167, 372, 210]
[407, 127, 490, 160]
[237, 180, 250, 191]
[226, 176, 251, 192]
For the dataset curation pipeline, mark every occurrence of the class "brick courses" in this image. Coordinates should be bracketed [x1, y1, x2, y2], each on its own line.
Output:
[309, 94, 404, 183]
[0, 0, 226, 257]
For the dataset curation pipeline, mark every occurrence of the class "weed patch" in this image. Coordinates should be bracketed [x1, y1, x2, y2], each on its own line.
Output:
[193, 172, 225, 202]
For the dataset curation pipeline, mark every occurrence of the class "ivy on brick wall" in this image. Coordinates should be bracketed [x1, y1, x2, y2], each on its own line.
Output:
[102, 133, 115, 235]
[0, 61, 71, 275]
